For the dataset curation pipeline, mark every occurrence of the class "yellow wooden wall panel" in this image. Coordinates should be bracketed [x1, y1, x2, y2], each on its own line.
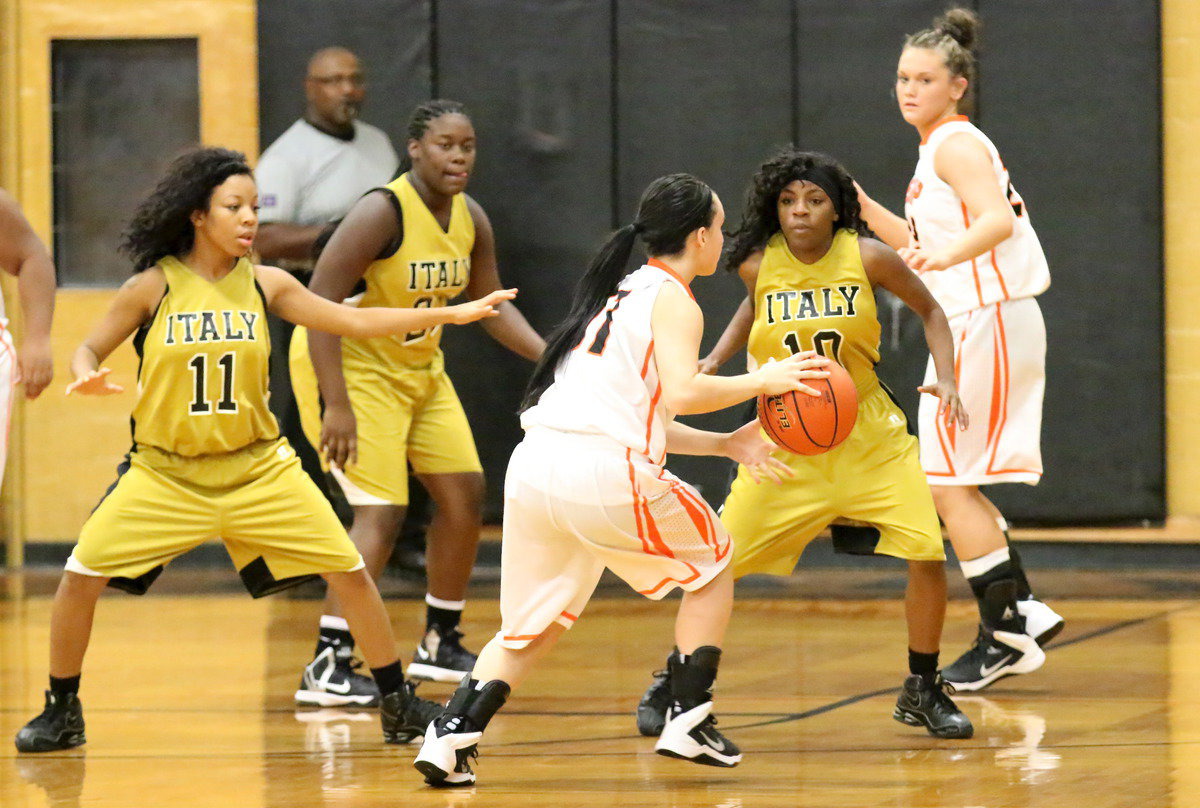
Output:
[1164, 0, 1200, 517]
[1, 0, 258, 543]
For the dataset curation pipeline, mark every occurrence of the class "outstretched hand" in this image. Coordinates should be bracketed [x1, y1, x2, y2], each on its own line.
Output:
[918, 378, 968, 429]
[451, 288, 518, 324]
[66, 367, 124, 396]
[725, 420, 794, 485]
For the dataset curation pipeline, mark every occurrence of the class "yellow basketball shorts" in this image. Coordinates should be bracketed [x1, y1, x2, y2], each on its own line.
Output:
[725, 384, 944, 578]
[66, 438, 364, 596]
[290, 327, 483, 506]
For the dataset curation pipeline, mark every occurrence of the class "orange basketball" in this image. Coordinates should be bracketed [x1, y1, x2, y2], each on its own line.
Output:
[757, 361, 858, 455]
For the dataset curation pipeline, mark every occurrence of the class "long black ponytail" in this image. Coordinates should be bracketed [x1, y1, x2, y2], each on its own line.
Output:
[521, 173, 716, 413]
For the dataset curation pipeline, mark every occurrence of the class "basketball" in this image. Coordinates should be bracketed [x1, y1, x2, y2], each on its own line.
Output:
[757, 360, 858, 455]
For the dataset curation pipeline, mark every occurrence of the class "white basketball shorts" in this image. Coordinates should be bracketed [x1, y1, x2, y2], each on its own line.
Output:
[919, 297, 1045, 486]
[496, 428, 732, 649]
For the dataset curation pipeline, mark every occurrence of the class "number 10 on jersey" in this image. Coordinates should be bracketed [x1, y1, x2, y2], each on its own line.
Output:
[783, 329, 843, 364]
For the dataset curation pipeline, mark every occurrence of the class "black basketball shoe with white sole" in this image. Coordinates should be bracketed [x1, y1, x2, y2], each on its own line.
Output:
[295, 646, 381, 707]
[407, 628, 478, 683]
[381, 681, 444, 745]
[941, 624, 1045, 692]
[414, 679, 510, 787]
[893, 674, 974, 739]
[15, 692, 86, 753]
[636, 659, 673, 737]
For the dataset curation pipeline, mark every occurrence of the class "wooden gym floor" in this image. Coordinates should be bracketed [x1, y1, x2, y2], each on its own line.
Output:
[2, 571, 1199, 807]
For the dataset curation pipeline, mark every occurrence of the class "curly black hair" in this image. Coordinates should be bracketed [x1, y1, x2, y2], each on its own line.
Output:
[724, 148, 872, 272]
[120, 147, 253, 272]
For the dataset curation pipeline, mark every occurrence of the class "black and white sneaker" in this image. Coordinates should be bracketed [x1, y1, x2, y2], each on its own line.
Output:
[893, 674, 974, 739]
[637, 667, 671, 737]
[655, 700, 741, 767]
[413, 679, 510, 787]
[15, 691, 86, 753]
[407, 628, 478, 683]
[413, 714, 483, 787]
[1018, 599, 1065, 647]
[295, 646, 381, 707]
[381, 681, 444, 745]
[942, 625, 1045, 692]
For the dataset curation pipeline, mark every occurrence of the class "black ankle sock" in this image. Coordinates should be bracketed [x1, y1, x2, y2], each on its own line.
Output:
[426, 604, 463, 636]
[316, 625, 355, 661]
[370, 661, 405, 697]
[49, 675, 80, 696]
[669, 646, 721, 709]
[1005, 540, 1034, 601]
[908, 650, 939, 684]
[445, 678, 510, 731]
[979, 580, 1023, 631]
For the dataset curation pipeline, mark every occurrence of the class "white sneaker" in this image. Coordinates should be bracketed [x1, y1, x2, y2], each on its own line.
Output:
[1017, 599, 1065, 647]
[654, 701, 742, 768]
[413, 718, 482, 787]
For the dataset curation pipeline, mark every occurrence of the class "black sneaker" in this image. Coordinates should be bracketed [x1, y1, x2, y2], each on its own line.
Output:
[893, 674, 974, 739]
[381, 681, 444, 745]
[942, 624, 1045, 692]
[295, 646, 381, 707]
[15, 691, 86, 753]
[654, 700, 742, 767]
[407, 628, 477, 683]
[636, 667, 671, 737]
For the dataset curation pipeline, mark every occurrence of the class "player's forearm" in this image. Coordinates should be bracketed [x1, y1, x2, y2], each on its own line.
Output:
[666, 369, 768, 416]
[664, 421, 731, 457]
[860, 197, 910, 250]
[70, 345, 100, 380]
[480, 302, 545, 361]
[307, 328, 352, 408]
[704, 298, 753, 368]
[921, 308, 957, 384]
[255, 222, 325, 263]
[936, 209, 1013, 267]
[17, 251, 55, 340]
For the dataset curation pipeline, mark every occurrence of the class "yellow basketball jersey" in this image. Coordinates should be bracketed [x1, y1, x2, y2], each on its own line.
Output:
[131, 255, 278, 456]
[747, 229, 880, 394]
[341, 172, 476, 370]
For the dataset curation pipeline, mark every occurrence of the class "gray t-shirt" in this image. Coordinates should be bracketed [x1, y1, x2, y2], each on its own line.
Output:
[256, 119, 399, 227]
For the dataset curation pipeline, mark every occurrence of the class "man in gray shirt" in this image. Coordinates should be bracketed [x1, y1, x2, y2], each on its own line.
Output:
[255, 47, 399, 502]
[257, 47, 398, 262]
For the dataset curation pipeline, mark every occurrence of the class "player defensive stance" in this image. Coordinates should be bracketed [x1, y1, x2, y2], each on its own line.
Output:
[413, 174, 829, 786]
[14, 148, 513, 753]
[636, 150, 973, 740]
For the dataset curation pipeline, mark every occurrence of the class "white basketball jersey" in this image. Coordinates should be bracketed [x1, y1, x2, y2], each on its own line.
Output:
[521, 261, 689, 464]
[904, 116, 1050, 318]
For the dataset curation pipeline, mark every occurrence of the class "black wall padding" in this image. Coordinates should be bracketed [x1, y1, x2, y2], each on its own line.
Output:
[977, 0, 1163, 520]
[437, 0, 615, 517]
[616, 0, 796, 503]
[257, 0, 431, 150]
[256, 0, 1165, 523]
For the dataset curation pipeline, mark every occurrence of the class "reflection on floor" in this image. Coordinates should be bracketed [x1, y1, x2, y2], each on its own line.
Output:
[2, 576, 1198, 807]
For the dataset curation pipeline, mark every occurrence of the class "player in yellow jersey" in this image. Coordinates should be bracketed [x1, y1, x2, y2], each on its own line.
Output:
[290, 100, 545, 702]
[637, 149, 974, 739]
[14, 148, 515, 754]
